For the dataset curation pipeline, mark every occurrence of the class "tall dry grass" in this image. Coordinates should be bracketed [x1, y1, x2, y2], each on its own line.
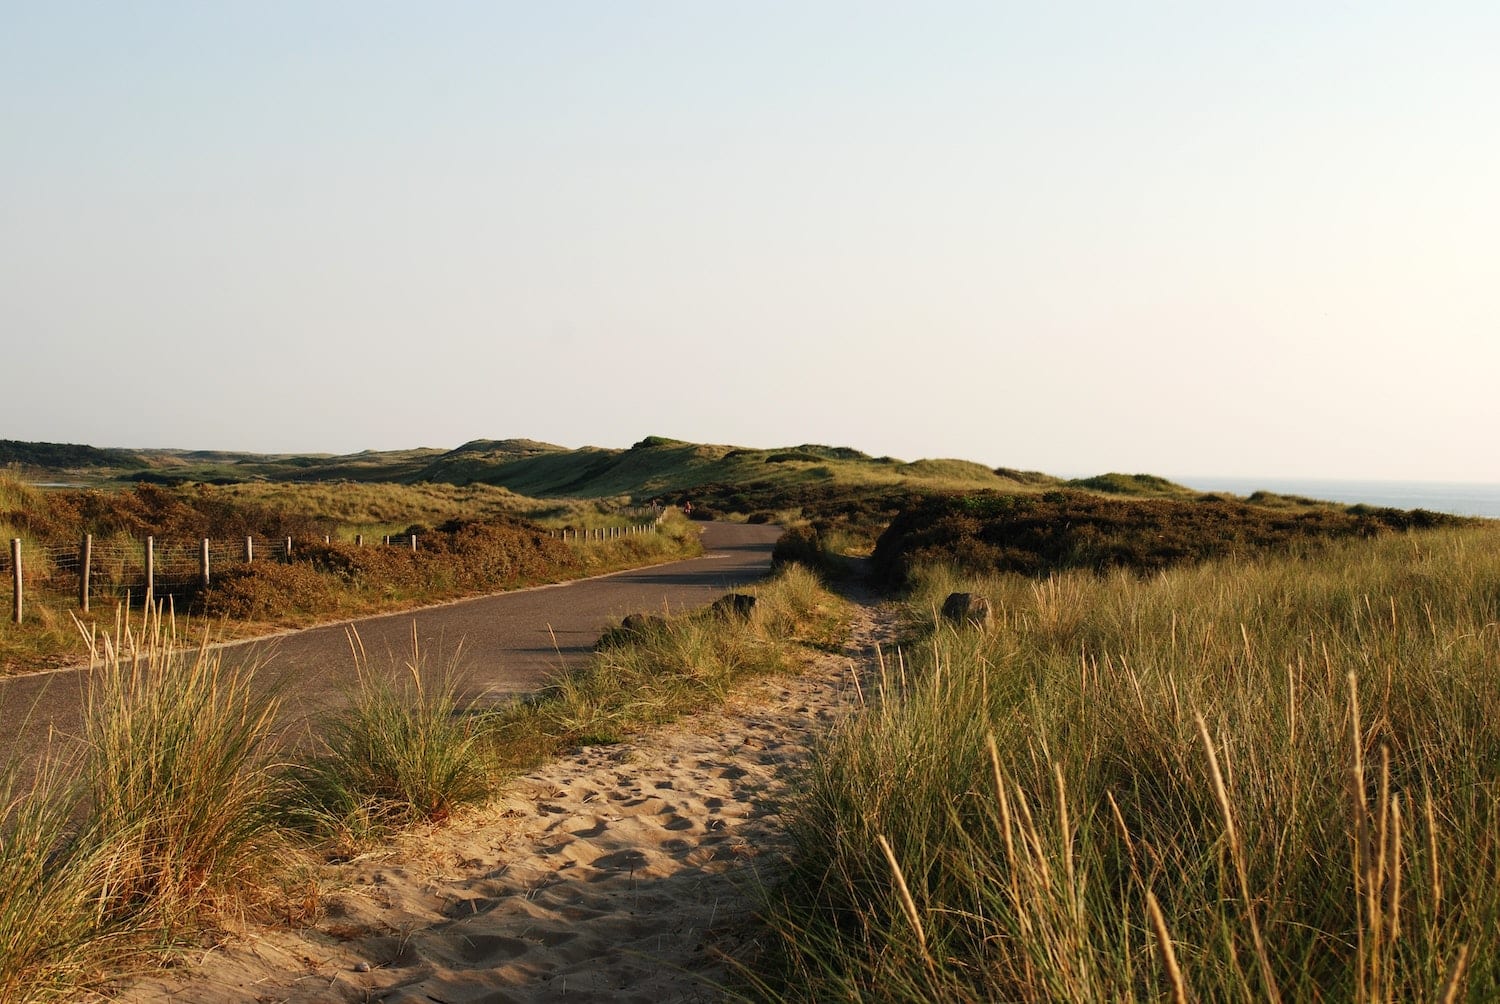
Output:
[0, 607, 288, 1001]
[764, 525, 1500, 1002]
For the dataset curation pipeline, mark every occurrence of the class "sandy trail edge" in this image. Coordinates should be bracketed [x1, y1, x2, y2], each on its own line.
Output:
[116, 598, 894, 1004]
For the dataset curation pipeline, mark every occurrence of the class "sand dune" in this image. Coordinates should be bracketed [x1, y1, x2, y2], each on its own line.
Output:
[120, 602, 888, 1003]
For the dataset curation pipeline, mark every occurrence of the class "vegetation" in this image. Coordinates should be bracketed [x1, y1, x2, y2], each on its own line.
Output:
[288, 631, 500, 850]
[761, 524, 1500, 1001]
[872, 489, 1470, 587]
[0, 565, 846, 1000]
[0, 478, 699, 673]
[511, 563, 847, 751]
[2, 435, 1060, 501]
[2, 609, 290, 1001]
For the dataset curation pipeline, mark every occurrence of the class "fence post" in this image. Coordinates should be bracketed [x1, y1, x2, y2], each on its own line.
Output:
[10, 539, 20, 624]
[80, 534, 91, 614]
[245, 536, 254, 564]
[383, 535, 390, 546]
[410, 534, 418, 552]
[200, 538, 211, 588]
[356, 534, 363, 547]
[144, 536, 154, 609]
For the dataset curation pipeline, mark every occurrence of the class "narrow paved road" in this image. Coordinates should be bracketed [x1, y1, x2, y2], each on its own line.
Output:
[0, 521, 781, 767]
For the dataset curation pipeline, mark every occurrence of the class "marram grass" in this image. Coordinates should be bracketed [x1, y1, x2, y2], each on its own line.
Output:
[288, 627, 500, 851]
[0, 563, 850, 999]
[0, 605, 289, 1001]
[762, 525, 1500, 1003]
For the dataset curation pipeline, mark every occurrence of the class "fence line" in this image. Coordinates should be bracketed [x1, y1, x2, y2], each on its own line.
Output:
[5, 517, 663, 623]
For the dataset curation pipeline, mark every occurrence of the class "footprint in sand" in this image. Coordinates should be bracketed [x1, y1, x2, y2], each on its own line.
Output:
[570, 818, 610, 838]
[455, 933, 531, 966]
[592, 848, 649, 872]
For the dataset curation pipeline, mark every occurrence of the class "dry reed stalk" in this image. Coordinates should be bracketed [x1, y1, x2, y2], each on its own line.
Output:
[1196, 713, 1282, 1004]
[1387, 794, 1402, 952]
[1438, 944, 1469, 1004]
[1146, 890, 1188, 1004]
[988, 735, 1037, 990]
[1347, 671, 1371, 1004]
[877, 834, 936, 977]
[1425, 793, 1442, 923]
[1105, 789, 1140, 884]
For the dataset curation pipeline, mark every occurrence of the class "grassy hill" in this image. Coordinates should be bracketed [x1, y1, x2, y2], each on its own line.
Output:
[424, 437, 1061, 501]
[2, 435, 1083, 504]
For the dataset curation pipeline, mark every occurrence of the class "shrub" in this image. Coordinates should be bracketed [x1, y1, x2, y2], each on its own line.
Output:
[872, 490, 1473, 587]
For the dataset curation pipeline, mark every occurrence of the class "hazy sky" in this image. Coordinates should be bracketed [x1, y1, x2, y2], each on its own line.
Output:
[3, 3, 1496, 481]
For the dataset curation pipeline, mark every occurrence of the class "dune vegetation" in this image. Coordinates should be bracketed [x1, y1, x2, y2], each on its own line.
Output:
[0, 564, 844, 1001]
[0, 477, 697, 673]
[760, 522, 1500, 1002]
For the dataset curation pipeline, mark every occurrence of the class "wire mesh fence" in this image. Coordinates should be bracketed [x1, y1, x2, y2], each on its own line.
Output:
[4, 518, 663, 622]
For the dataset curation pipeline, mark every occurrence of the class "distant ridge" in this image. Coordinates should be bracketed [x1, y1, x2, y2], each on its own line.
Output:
[0, 439, 145, 469]
[2, 435, 1213, 507]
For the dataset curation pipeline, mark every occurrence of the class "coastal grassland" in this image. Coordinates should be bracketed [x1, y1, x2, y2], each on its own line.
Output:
[761, 523, 1500, 1002]
[0, 564, 848, 999]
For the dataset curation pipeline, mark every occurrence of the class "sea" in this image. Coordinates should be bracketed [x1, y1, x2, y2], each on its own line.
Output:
[1175, 477, 1500, 520]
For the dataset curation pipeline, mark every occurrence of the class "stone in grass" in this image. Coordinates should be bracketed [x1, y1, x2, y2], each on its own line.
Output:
[711, 593, 757, 619]
[594, 613, 669, 650]
[941, 592, 993, 630]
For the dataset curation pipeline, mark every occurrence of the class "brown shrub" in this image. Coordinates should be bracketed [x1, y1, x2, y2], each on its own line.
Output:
[871, 490, 1473, 587]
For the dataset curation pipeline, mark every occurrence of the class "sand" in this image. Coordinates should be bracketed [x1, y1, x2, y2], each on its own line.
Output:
[118, 601, 889, 1003]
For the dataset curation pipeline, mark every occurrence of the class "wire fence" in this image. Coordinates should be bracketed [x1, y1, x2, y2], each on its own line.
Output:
[3, 516, 665, 623]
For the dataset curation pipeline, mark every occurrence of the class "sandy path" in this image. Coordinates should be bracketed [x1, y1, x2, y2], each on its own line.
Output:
[119, 598, 891, 1003]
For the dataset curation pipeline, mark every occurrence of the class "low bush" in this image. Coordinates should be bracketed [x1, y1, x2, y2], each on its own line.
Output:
[872, 489, 1471, 587]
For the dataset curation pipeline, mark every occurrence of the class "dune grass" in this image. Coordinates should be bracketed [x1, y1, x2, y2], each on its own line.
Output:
[761, 524, 1500, 1002]
[288, 629, 501, 852]
[0, 561, 848, 998]
[0, 607, 290, 1002]
[501, 562, 849, 757]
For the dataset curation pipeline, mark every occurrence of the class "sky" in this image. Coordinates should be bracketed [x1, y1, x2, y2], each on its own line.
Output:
[2, 2, 1497, 482]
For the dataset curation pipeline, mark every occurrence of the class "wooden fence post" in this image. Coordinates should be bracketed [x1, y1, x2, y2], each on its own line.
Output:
[356, 534, 363, 547]
[200, 538, 211, 588]
[144, 536, 154, 609]
[10, 539, 20, 624]
[383, 535, 391, 546]
[410, 534, 418, 552]
[80, 534, 91, 614]
[245, 536, 254, 563]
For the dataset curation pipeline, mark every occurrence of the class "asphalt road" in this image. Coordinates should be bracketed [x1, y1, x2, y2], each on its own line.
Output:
[0, 521, 782, 768]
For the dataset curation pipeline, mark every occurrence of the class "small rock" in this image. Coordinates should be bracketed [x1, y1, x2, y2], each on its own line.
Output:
[941, 592, 993, 630]
[353, 961, 371, 973]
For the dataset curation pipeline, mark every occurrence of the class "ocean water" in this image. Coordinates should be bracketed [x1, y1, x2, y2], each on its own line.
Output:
[1177, 477, 1500, 520]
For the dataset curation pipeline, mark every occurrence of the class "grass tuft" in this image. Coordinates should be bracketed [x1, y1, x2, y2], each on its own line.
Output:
[288, 629, 497, 849]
